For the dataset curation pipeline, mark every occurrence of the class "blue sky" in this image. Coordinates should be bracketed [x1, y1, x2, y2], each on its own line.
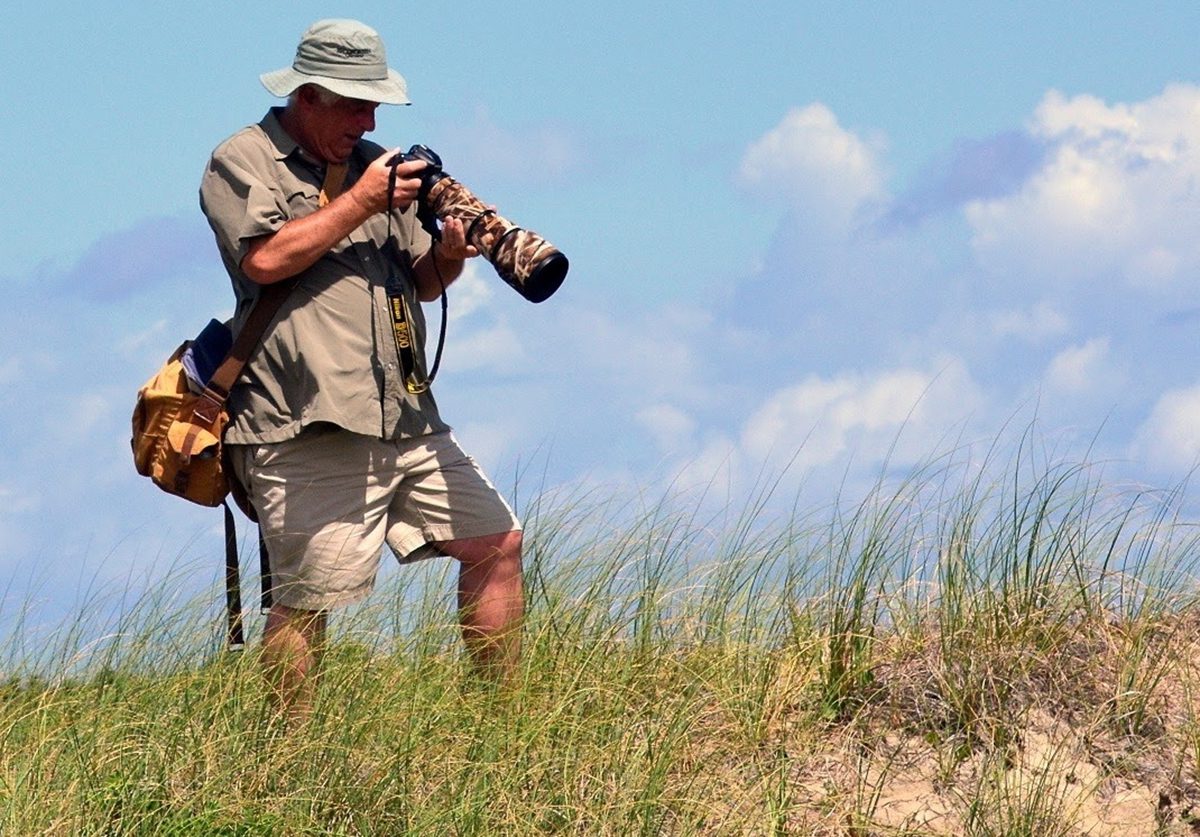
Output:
[4, 2, 1200, 630]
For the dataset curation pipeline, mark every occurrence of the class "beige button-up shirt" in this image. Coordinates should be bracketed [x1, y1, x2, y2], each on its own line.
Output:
[200, 109, 448, 444]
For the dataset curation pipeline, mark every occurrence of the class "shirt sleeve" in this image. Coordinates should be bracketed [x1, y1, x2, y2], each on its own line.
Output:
[199, 140, 290, 268]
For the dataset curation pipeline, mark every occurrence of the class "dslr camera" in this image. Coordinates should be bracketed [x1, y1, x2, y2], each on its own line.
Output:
[388, 145, 568, 303]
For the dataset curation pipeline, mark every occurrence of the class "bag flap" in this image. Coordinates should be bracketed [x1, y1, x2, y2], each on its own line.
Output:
[166, 420, 221, 458]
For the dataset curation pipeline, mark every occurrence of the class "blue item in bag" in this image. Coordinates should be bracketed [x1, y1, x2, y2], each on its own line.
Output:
[181, 319, 233, 390]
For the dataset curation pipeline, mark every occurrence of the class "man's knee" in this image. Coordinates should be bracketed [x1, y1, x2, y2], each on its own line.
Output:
[265, 603, 327, 639]
[436, 529, 523, 567]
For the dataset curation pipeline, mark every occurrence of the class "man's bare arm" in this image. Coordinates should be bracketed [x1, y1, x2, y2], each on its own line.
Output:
[241, 153, 427, 284]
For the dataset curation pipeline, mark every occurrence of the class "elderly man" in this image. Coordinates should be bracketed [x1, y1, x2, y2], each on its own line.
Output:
[200, 19, 523, 715]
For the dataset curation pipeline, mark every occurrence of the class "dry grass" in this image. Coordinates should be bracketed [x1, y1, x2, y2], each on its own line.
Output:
[5, 446, 1200, 834]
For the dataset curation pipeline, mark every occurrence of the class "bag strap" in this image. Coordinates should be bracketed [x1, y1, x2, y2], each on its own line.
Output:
[223, 500, 245, 650]
[259, 526, 273, 615]
[223, 500, 275, 651]
[211, 155, 342, 406]
[192, 283, 292, 426]
[218, 161, 345, 647]
[208, 284, 291, 650]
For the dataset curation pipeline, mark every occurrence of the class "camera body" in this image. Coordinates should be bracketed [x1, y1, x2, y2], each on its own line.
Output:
[388, 144, 447, 200]
[386, 144, 568, 303]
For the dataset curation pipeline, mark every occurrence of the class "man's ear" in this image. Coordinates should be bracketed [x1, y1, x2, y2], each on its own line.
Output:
[296, 84, 323, 108]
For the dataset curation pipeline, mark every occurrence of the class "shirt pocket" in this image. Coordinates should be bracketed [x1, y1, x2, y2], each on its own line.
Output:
[284, 187, 320, 220]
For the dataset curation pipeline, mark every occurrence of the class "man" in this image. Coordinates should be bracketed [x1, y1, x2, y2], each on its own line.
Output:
[199, 19, 523, 715]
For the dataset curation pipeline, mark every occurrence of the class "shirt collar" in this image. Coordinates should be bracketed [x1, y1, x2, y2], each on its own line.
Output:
[259, 108, 302, 161]
[259, 106, 337, 172]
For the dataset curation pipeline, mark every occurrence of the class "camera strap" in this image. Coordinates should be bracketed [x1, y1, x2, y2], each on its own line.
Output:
[387, 160, 447, 395]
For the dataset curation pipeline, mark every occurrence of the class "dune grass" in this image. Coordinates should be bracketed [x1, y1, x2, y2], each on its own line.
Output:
[4, 443, 1200, 834]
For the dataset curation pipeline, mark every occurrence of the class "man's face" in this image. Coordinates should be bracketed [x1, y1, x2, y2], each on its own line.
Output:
[301, 91, 380, 163]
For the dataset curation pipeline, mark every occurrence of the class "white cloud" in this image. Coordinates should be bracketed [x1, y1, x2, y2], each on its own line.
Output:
[989, 301, 1071, 342]
[118, 319, 171, 355]
[635, 403, 697, 455]
[966, 85, 1200, 291]
[1131, 383, 1200, 474]
[62, 393, 112, 439]
[1033, 91, 1139, 141]
[446, 261, 495, 322]
[631, 358, 992, 514]
[443, 320, 525, 373]
[737, 104, 886, 230]
[564, 305, 707, 401]
[1127, 246, 1183, 290]
[670, 435, 742, 499]
[451, 419, 526, 478]
[738, 359, 982, 471]
[1044, 337, 1112, 395]
[726, 88, 1200, 505]
[0, 351, 59, 384]
[967, 145, 1128, 281]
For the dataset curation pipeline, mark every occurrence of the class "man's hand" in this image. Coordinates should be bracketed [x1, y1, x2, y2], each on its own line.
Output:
[411, 217, 479, 300]
[349, 149, 428, 214]
[412, 215, 485, 301]
[437, 217, 481, 261]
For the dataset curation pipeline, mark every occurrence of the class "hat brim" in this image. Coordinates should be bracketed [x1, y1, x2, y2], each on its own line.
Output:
[260, 67, 411, 105]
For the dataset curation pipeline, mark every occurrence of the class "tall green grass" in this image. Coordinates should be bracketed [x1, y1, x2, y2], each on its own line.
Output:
[4, 441, 1200, 834]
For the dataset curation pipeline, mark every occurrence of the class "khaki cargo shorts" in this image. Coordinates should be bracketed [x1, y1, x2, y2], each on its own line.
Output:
[228, 427, 521, 611]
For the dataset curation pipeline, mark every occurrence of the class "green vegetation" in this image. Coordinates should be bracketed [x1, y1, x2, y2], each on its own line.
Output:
[4, 441, 1200, 834]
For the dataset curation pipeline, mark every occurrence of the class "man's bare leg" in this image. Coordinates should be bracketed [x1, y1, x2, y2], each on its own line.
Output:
[262, 603, 327, 719]
[435, 530, 524, 681]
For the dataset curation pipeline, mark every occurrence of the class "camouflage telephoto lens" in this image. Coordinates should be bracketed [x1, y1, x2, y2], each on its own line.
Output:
[424, 177, 569, 303]
[390, 144, 569, 303]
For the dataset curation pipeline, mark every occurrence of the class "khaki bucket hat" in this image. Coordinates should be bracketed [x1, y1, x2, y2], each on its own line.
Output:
[260, 19, 410, 105]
